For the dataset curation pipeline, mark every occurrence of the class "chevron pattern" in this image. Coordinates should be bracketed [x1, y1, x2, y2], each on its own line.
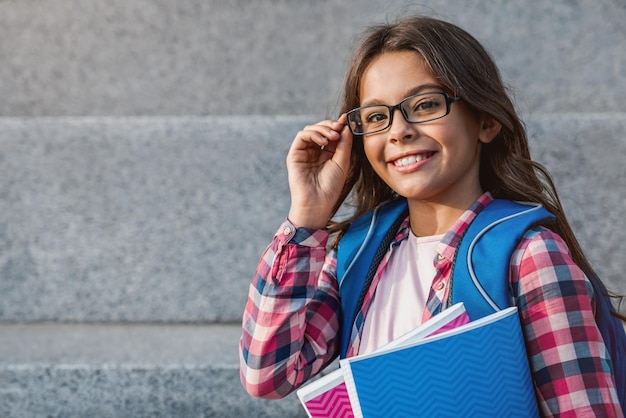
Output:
[304, 382, 354, 418]
[347, 309, 538, 417]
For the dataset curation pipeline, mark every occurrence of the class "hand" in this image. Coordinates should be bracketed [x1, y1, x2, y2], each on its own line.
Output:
[286, 114, 353, 229]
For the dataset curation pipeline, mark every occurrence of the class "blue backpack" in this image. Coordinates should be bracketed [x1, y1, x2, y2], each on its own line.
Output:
[336, 198, 625, 408]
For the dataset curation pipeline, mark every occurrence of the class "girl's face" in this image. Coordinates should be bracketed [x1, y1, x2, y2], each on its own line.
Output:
[359, 51, 500, 209]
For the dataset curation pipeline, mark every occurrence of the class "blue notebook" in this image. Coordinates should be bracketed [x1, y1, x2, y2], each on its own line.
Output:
[340, 307, 539, 418]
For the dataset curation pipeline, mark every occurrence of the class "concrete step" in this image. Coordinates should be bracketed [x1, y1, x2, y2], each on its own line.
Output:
[0, 322, 306, 417]
[0, 116, 300, 323]
[1, 0, 625, 117]
[0, 114, 625, 323]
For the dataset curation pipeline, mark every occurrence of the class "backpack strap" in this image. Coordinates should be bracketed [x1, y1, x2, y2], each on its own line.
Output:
[336, 199, 408, 358]
[453, 199, 625, 408]
[451, 199, 555, 320]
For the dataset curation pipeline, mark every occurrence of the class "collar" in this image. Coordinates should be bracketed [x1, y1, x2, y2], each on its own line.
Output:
[390, 192, 495, 261]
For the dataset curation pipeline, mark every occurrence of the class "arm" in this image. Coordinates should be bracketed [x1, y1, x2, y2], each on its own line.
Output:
[240, 115, 352, 399]
[239, 220, 341, 399]
[511, 228, 623, 417]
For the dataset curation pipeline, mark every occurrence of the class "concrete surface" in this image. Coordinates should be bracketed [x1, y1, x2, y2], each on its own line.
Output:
[0, 115, 624, 323]
[1, 0, 625, 117]
[0, 322, 305, 417]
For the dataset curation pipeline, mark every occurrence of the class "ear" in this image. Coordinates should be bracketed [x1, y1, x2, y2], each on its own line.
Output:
[477, 115, 502, 144]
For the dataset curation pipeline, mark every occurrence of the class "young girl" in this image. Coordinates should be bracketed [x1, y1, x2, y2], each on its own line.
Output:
[239, 16, 624, 416]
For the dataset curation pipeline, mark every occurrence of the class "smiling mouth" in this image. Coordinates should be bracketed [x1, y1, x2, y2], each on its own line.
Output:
[393, 152, 435, 167]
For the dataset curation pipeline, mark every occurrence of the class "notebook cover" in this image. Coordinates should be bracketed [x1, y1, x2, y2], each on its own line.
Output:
[299, 369, 354, 418]
[340, 307, 539, 418]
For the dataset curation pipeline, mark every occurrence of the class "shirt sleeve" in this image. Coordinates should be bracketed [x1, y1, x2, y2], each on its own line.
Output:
[511, 227, 623, 418]
[239, 220, 341, 399]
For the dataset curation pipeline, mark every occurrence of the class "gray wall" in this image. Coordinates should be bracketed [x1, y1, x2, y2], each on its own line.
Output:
[2, 0, 625, 117]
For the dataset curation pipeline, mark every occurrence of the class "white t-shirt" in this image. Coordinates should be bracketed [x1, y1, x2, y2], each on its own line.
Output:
[358, 232, 444, 354]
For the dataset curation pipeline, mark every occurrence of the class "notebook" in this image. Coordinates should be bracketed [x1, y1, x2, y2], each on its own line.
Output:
[340, 306, 539, 418]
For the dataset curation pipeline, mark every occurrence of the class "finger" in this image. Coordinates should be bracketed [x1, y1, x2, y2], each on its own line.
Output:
[294, 124, 341, 149]
[315, 117, 348, 151]
[308, 119, 345, 143]
[330, 114, 353, 172]
[291, 131, 328, 151]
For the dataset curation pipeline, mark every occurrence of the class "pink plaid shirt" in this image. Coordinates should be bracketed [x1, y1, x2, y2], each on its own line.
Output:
[240, 193, 623, 417]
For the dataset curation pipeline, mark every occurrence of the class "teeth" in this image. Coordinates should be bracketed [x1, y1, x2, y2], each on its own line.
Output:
[394, 153, 430, 167]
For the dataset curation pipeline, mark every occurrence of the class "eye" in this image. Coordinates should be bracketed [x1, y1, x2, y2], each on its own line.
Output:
[361, 107, 389, 125]
[402, 94, 445, 119]
[366, 112, 388, 123]
[414, 99, 439, 111]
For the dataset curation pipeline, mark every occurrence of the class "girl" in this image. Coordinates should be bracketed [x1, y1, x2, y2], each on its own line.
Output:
[239, 16, 623, 416]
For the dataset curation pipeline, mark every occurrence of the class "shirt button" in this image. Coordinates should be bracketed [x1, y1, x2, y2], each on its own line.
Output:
[283, 226, 293, 236]
[435, 282, 446, 292]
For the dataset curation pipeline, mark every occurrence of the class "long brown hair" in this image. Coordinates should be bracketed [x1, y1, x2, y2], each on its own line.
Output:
[328, 16, 624, 316]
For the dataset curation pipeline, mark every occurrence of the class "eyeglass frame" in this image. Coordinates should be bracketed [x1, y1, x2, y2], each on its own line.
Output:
[346, 92, 461, 136]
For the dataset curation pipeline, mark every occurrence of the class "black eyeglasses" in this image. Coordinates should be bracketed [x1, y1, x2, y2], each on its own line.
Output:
[346, 92, 461, 136]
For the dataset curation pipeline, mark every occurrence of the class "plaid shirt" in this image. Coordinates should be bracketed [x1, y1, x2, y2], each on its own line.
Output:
[240, 193, 623, 417]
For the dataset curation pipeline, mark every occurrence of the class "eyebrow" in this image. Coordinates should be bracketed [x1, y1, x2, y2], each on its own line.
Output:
[360, 84, 446, 107]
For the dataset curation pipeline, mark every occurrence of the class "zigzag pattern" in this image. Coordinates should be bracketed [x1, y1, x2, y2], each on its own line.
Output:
[305, 382, 354, 418]
[349, 311, 538, 417]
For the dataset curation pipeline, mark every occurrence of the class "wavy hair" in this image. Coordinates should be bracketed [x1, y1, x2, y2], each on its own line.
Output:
[327, 16, 623, 317]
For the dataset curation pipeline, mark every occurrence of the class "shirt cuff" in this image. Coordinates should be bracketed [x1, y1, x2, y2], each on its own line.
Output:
[276, 219, 329, 248]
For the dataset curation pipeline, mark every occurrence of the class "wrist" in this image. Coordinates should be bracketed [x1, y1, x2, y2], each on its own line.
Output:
[287, 208, 329, 230]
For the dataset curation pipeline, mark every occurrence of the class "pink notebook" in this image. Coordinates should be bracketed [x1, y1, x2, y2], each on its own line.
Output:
[301, 371, 354, 418]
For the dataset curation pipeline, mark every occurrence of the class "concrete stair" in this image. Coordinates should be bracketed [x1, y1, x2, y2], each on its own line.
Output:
[1, 0, 625, 416]
[1, 0, 625, 117]
[1, 116, 624, 322]
[0, 323, 307, 417]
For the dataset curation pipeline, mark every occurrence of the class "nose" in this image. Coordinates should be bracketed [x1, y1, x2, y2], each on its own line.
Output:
[387, 107, 416, 143]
